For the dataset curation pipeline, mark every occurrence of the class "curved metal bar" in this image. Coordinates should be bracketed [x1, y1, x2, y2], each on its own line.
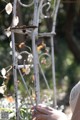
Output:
[40, 0, 59, 19]
[44, 2, 51, 11]
[39, 53, 51, 68]
[25, 45, 32, 52]
[18, 0, 34, 8]
[18, 50, 31, 55]
[16, 51, 32, 68]
[41, 1, 52, 18]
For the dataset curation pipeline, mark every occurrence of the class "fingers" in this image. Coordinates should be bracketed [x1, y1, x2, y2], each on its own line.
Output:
[32, 114, 48, 120]
[38, 104, 54, 111]
[32, 105, 50, 120]
[32, 104, 54, 115]
[35, 106, 52, 114]
[32, 104, 68, 120]
[32, 108, 40, 116]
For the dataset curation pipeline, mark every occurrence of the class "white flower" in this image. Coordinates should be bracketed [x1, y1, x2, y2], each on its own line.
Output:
[0, 86, 5, 94]
[10, 41, 12, 48]
[1, 68, 7, 78]
[13, 16, 19, 26]
[5, 31, 11, 37]
[25, 66, 30, 75]
[27, 54, 33, 63]
[5, 3, 12, 15]
[0, 84, 6, 94]
[9, 112, 15, 119]
[5, 27, 11, 37]
[9, 51, 22, 59]
[22, 65, 30, 75]
[3, 75, 7, 79]
[5, 30, 11, 37]
[9, 51, 12, 55]
[1, 68, 6, 76]
[17, 54, 22, 59]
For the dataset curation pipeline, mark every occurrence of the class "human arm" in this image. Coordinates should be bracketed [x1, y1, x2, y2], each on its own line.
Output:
[32, 104, 68, 120]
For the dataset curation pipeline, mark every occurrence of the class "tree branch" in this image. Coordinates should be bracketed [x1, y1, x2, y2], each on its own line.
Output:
[65, 1, 80, 62]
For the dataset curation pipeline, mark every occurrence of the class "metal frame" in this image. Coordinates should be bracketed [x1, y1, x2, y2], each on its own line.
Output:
[11, 0, 61, 119]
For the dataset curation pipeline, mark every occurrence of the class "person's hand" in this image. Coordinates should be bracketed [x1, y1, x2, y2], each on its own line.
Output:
[32, 104, 68, 120]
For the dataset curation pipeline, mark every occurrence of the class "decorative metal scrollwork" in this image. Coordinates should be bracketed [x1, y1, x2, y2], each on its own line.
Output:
[39, 0, 52, 19]
[16, 50, 33, 76]
[18, 0, 34, 8]
[39, 53, 51, 69]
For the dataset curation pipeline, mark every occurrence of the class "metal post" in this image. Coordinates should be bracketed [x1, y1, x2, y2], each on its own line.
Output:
[51, 0, 61, 108]
[11, 33, 19, 120]
[32, 0, 40, 105]
[11, 0, 19, 119]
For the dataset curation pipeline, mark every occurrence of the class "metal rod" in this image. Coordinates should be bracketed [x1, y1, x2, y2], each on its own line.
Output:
[32, 0, 40, 105]
[11, 33, 19, 120]
[39, 32, 55, 37]
[50, 35, 57, 108]
[18, 68, 34, 106]
[16, 65, 31, 68]
[11, 0, 19, 119]
[39, 62, 50, 90]
[51, 0, 61, 108]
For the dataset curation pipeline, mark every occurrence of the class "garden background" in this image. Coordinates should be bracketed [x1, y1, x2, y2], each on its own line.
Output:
[0, 0, 80, 119]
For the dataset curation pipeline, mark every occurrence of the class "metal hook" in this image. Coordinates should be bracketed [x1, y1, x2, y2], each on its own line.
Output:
[42, 1, 51, 11]
[41, 0, 51, 18]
